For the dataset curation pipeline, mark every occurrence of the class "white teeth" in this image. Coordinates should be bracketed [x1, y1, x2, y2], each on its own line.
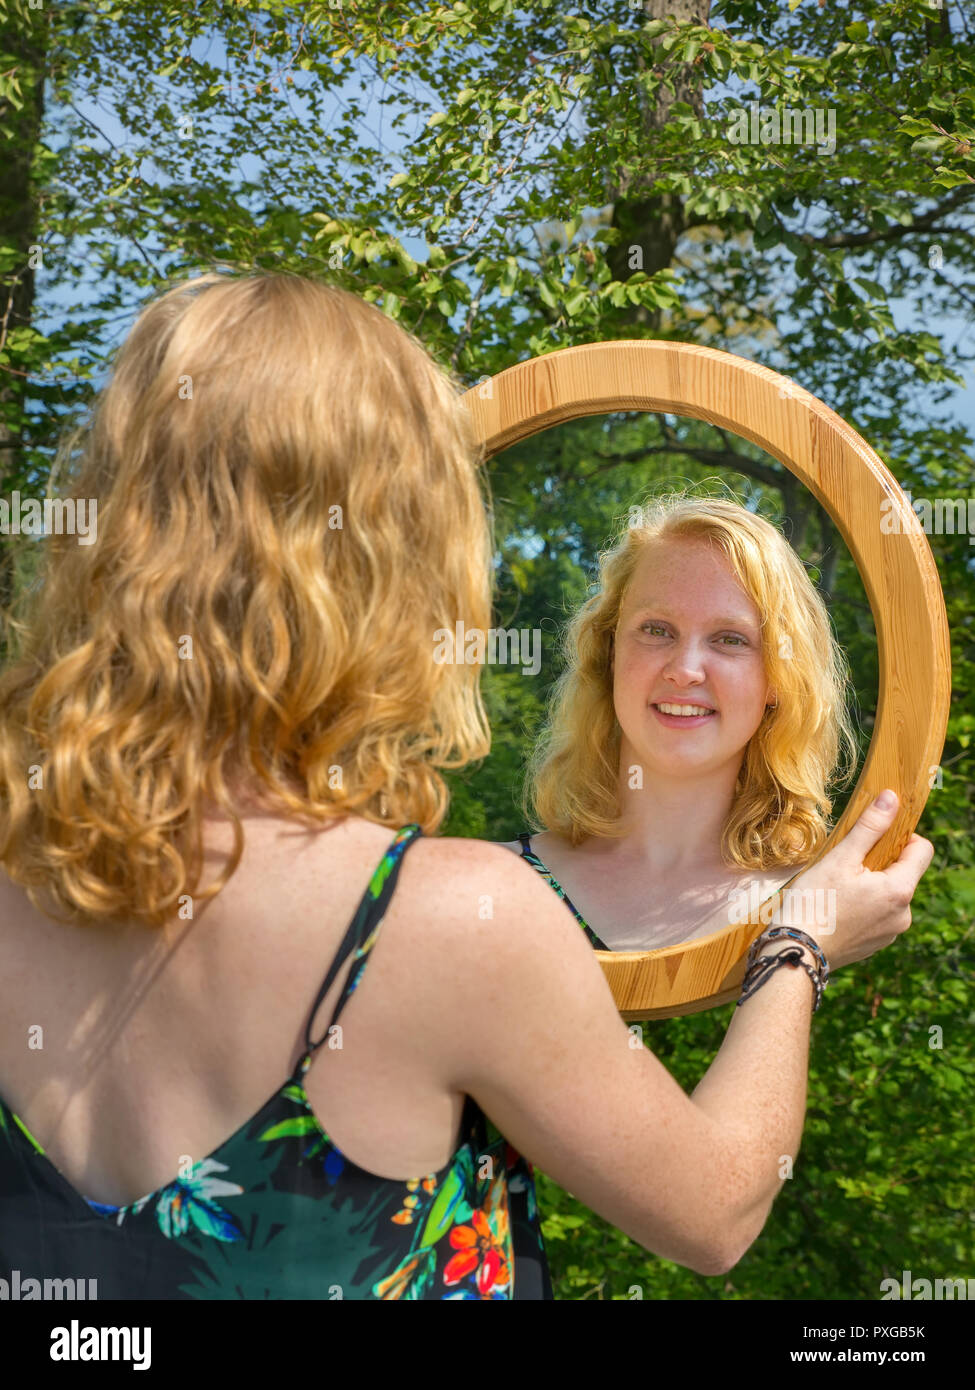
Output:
[656, 703, 714, 716]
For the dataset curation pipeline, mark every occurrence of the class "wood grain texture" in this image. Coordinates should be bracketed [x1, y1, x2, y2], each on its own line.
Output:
[462, 340, 951, 1019]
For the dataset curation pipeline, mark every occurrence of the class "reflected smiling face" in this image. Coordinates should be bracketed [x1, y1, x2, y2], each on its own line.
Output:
[610, 535, 776, 779]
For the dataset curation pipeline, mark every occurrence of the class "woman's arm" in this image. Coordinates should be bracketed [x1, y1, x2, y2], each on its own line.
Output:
[427, 795, 931, 1273]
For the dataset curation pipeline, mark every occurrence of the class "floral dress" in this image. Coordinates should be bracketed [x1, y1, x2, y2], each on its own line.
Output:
[516, 832, 611, 951]
[0, 825, 552, 1299]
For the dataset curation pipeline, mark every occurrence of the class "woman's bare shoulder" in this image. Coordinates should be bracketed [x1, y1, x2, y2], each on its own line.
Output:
[401, 834, 560, 943]
[408, 833, 531, 881]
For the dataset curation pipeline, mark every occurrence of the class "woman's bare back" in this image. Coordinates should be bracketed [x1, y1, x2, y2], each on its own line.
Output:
[0, 813, 466, 1209]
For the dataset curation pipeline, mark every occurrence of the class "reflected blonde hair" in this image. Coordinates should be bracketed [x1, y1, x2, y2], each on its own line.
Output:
[0, 272, 494, 927]
[523, 492, 861, 870]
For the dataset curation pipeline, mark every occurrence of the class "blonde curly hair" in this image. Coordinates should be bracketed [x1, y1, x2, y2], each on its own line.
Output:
[0, 272, 495, 928]
[522, 491, 861, 871]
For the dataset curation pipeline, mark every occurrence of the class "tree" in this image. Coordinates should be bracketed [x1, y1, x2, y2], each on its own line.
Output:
[0, 0, 971, 1300]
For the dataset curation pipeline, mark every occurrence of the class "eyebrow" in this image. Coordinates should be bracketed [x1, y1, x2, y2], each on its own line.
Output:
[629, 606, 760, 629]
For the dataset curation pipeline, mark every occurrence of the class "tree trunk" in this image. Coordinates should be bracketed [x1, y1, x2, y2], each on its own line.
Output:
[602, 0, 829, 580]
[0, 4, 47, 622]
[604, 0, 711, 328]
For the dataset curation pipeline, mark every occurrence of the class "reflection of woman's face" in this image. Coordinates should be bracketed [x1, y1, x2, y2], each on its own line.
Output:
[611, 536, 775, 779]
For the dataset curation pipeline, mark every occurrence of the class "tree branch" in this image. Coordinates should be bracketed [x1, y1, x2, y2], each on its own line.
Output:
[584, 439, 785, 491]
[797, 185, 975, 250]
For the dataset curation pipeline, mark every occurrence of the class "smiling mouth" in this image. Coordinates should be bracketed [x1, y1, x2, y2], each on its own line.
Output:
[652, 702, 716, 717]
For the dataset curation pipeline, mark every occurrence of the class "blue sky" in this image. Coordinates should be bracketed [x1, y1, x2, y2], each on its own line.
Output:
[35, 16, 974, 443]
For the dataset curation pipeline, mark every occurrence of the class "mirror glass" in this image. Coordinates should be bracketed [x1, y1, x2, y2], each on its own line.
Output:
[441, 409, 878, 952]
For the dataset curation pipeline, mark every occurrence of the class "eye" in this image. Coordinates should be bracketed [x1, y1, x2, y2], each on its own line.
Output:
[639, 623, 749, 647]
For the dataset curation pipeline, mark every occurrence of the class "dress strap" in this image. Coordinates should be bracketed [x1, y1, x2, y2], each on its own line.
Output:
[299, 824, 424, 1064]
[515, 830, 612, 953]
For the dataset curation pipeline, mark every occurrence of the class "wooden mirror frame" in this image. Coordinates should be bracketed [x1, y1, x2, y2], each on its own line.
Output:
[462, 340, 951, 1020]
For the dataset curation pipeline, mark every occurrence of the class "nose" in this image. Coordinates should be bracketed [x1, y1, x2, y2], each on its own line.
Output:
[660, 638, 707, 686]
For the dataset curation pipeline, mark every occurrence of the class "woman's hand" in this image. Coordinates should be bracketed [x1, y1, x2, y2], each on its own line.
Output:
[774, 792, 935, 971]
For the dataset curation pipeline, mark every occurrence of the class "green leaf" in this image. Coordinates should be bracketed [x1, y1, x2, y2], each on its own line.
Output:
[854, 277, 887, 299]
[564, 288, 588, 318]
[931, 168, 974, 189]
[898, 117, 935, 137]
[538, 278, 559, 308]
[258, 1115, 322, 1141]
[419, 1162, 469, 1248]
[499, 257, 518, 296]
[912, 135, 951, 156]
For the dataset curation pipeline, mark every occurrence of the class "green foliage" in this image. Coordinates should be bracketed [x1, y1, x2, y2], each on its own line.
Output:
[539, 863, 974, 1298]
[1, 0, 973, 1301]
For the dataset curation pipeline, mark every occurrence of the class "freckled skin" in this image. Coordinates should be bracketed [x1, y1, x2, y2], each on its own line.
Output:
[611, 537, 775, 786]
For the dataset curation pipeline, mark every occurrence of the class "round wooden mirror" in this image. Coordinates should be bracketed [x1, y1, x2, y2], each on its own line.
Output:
[462, 340, 951, 1020]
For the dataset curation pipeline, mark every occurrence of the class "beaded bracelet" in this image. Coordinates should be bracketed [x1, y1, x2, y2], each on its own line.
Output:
[737, 926, 830, 1014]
[738, 946, 824, 1013]
[738, 932, 827, 1011]
[746, 925, 830, 981]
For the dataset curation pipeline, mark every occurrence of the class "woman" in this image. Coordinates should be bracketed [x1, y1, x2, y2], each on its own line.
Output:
[0, 272, 931, 1300]
[502, 496, 858, 952]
